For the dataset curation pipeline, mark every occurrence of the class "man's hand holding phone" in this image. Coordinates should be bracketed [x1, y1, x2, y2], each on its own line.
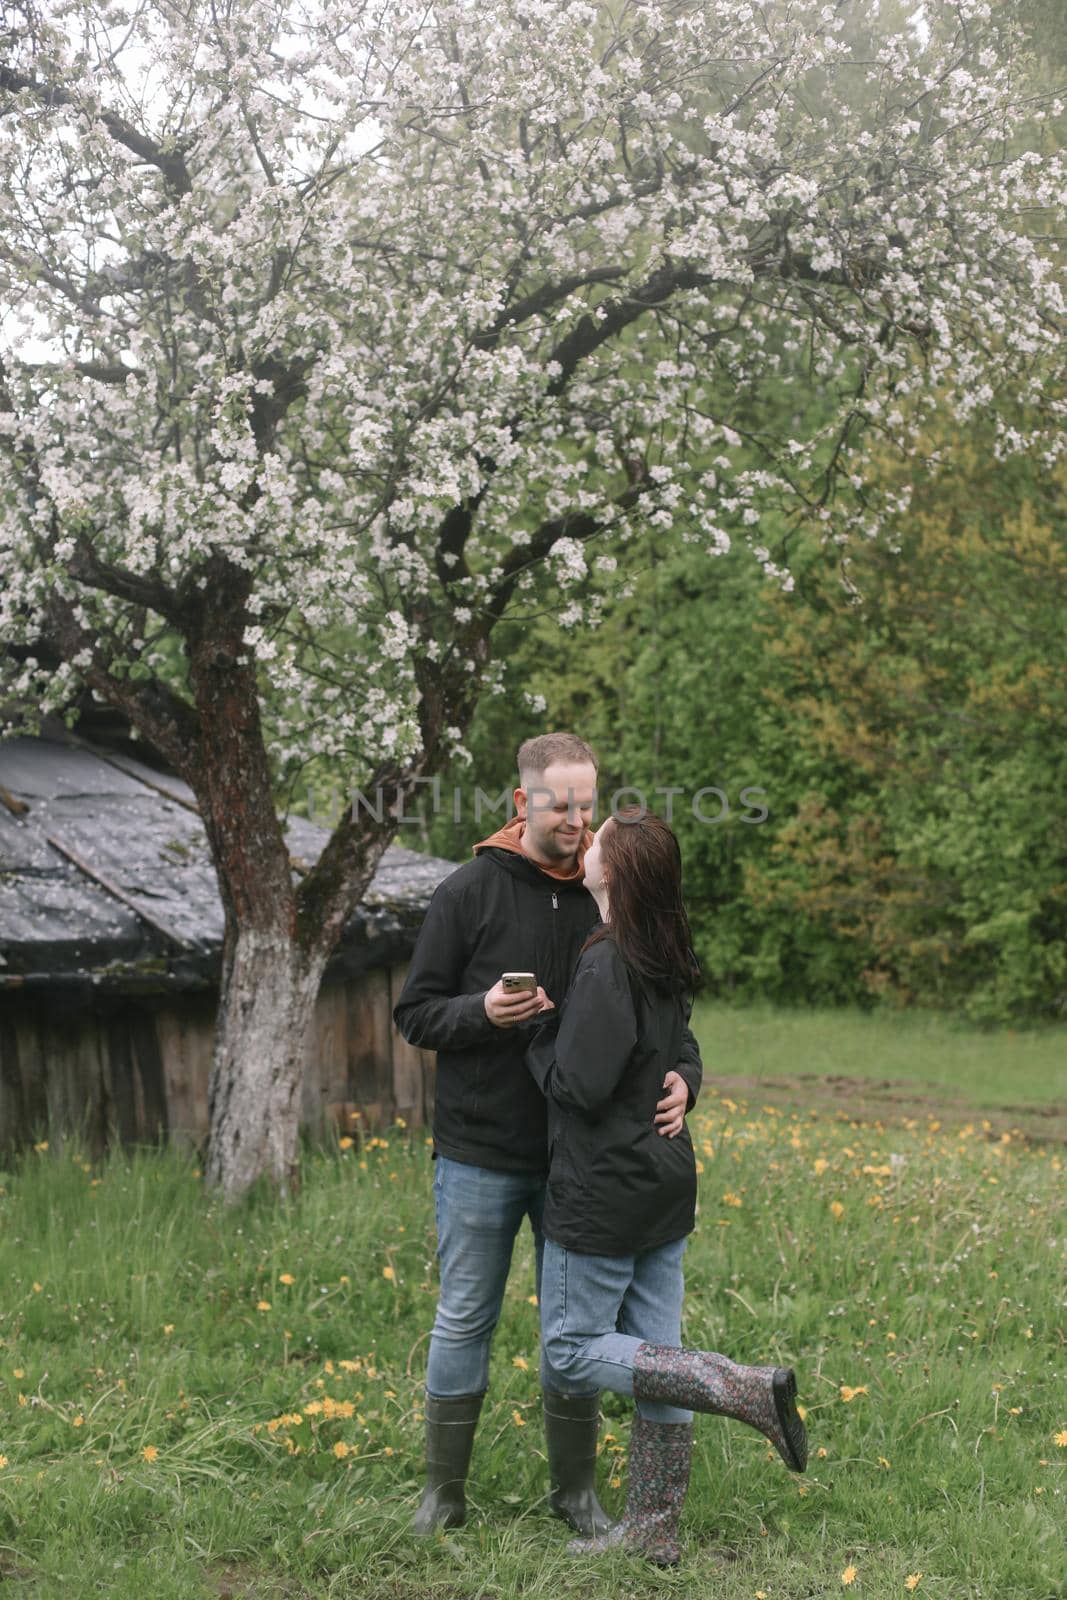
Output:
[484, 972, 555, 1028]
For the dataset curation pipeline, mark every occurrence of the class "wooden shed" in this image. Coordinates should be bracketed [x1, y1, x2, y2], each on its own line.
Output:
[0, 722, 457, 1157]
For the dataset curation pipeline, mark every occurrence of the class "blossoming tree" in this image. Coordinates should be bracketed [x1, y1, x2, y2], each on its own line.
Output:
[0, 0, 1061, 1200]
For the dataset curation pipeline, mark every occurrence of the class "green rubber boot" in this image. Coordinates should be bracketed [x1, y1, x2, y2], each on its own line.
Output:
[412, 1391, 485, 1535]
[543, 1389, 614, 1537]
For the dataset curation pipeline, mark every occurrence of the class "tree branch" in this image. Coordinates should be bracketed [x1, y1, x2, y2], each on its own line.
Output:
[24, 358, 143, 384]
[544, 260, 714, 396]
[471, 265, 628, 352]
[39, 594, 200, 776]
[486, 471, 651, 619]
[67, 535, 185, 624]
[0, 64, 193, 197]
[428, 260, 716, 583]
[293, 757, 413, 957]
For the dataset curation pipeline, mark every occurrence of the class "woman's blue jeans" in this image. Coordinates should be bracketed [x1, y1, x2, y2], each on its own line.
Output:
[539, 1234, 693, 1423]
[425, 1155, 595, 1399]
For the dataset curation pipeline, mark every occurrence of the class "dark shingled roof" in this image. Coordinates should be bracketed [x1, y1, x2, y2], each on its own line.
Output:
[0, 728, 457, 997]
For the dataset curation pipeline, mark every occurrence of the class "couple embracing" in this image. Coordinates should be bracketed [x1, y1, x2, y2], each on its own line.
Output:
[393, 732, 807, 1565]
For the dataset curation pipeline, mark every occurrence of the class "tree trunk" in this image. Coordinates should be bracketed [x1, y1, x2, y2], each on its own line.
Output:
[174, 566, 471, 1203]
[204, 927, 327, 1203]
[184, 565, 325, 1204]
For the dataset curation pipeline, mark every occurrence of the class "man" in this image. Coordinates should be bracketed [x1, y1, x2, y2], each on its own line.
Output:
[393, 732, 703, 1536]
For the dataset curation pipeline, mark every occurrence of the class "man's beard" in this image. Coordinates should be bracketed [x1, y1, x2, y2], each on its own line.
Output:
[542, 829, 581, 860]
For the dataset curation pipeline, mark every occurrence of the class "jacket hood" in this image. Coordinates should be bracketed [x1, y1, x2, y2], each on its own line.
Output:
[473, 814, 594, 886]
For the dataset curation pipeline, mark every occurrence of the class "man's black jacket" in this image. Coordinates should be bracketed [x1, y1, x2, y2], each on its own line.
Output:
[392, 844, 703, 1173]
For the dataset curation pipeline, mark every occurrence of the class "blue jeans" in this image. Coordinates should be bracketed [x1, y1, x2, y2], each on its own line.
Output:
[539, 1235, 693, 1423]
[426, 1156, 595, 1398]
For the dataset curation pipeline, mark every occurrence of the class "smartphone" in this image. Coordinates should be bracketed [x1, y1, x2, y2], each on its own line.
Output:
[502, 972, 537, 994]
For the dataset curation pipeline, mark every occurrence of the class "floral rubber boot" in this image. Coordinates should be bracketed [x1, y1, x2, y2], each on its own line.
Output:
[632, 1345, 808, 1472]
[567, 1415, 692, 1567]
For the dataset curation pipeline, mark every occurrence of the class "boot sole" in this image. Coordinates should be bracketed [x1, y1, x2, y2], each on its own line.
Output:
[771, 1368, 808, 1472]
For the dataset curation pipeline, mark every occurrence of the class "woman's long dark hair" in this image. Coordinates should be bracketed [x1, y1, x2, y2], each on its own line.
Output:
[582, 807, 701, 994]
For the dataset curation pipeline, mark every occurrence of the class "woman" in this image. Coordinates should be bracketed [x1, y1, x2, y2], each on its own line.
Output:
[526, 809, 807, 1566]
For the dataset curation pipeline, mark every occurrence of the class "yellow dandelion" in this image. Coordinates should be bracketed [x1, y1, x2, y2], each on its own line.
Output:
[796, 1404, 808, 1420]
[13, 1369, 24, 1379]
[72, 1415, 84, 1428]
[841, 1565, 858, 1587]
[513, 1355, 529, 1370]
[527, 1294, 538, 1306]
[279, 1273, 295, 1286]
[142, 1446, 158, 1462]
[17, 1394, 27, 1407]
[1053, 1430, 1067, 1448]
[904, 1577, 922, 1592]
[256, 1300, 272, 1312]
[813, 1158, 829, 1176]
[394, 1116, 407, 1129]
[512, 1409, 526, 1427]
[33, 1141, 48, 1153]
[722, 1191, 742, 1207]
[382, 1265, 395, 1282]
[830, 1201, 845, 1221]
[383, 1446, 394, 1456]
[338, 1137, 354, 1151]
[878, 1456, 891, 1470]
[32, 1282, 42, 1294]
[163, 1324, 175, 1335]
[817, 1447, 828, 1459]
[339, 1275, 350, 1285]
[333, 1441, 350, 1459]
[840, 1385, 869, 1402]
[0, 1455, 8, 1469]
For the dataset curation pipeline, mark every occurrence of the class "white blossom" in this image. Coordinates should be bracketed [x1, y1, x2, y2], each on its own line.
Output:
[0, 0, 1059, 772]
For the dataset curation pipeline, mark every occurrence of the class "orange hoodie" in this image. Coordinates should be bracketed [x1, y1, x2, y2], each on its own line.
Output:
[472, 814, 594, 882]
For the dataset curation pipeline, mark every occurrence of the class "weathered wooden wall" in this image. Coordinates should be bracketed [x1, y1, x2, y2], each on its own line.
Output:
[0, 959, 435, 1157]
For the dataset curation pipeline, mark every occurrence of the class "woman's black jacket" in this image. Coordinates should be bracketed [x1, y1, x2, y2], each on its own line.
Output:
[525, 932, 698, 1256]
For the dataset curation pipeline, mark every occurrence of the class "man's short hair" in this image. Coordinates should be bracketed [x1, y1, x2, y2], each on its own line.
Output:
[517, 732, 598, 789]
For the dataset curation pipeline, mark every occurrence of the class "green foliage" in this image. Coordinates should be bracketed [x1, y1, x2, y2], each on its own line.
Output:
[415, 535, 870, 1006]
[752, 435, 1067, 1022]
[414, 403, 1067, 1024]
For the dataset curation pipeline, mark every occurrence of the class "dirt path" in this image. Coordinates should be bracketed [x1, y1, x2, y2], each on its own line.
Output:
[705, 1073, 1067, 1144]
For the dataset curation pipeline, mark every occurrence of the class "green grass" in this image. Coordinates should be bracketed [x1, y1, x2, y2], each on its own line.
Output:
[0, 1030, 1064, 1599]
[691, 1000, 1067, 1108]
